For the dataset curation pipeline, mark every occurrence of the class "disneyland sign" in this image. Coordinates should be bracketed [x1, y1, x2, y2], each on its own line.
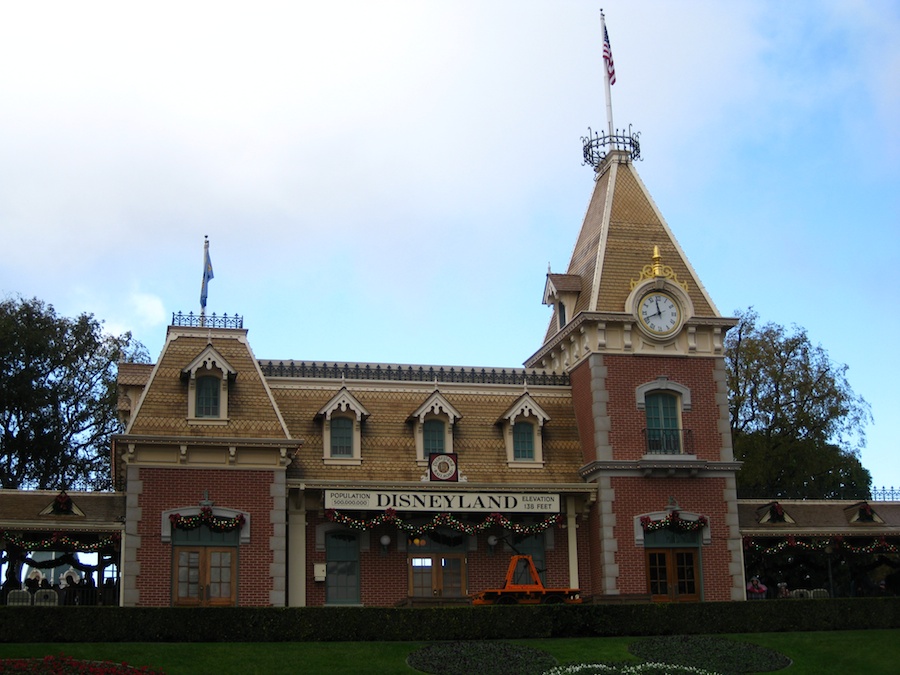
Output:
[325, 490, 560, 513]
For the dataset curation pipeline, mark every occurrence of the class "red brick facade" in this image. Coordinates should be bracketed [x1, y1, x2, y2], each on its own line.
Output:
[132, 467, 278, 607]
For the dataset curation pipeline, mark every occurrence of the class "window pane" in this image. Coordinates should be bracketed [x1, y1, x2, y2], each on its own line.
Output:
[647, 552, 668, 595]
[513, 421, 534, 460]
[331, 417, 353, 457]
[676, 552, 696, 594]
[326, 532, 359, 604]
[196, 376, 220, 418]
[423, 420, 444, 454]
[177, 551, 200, 599]
[646, 393, 679, 453]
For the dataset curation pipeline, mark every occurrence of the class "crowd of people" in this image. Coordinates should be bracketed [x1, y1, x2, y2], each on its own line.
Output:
[2, 569, 118, 605]
[746, 575, 894, 600]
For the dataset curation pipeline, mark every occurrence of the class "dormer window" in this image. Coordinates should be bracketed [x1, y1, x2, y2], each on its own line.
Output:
[513, 420, 535, 460]
[317, 387, 370, 465]
[409, 390, 462, 465]
[182, 345, 237, 424]
[423, 419, 446, 454]
[330, 417, 353, 457]
[543, 273, 581, 332]
[196, 375, 220, 418]
[499, 392, 550, 468]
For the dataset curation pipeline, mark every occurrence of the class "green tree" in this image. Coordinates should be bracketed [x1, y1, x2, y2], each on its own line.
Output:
[726, 308, 872, 499]
[0, 297, 148, 490]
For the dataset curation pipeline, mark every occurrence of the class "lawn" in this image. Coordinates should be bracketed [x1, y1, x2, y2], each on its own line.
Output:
[1, 630, 898, 674]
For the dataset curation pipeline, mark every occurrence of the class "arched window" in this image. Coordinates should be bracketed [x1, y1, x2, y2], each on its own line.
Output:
[196, 376, 220, 418]
[513, 421, 535, 460]
[645, 392, 680, 454]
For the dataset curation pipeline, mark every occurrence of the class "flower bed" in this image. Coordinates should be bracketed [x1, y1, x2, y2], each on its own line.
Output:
[0, 655, 163, 674]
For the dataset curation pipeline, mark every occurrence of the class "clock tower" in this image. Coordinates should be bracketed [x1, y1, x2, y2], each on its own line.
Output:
[526, 135, 744, 601]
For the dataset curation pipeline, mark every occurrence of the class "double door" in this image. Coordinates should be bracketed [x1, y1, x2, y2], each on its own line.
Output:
[409, 554, 466, 598]
[647, 548, 699, 602]
[174, 546, 236, 606]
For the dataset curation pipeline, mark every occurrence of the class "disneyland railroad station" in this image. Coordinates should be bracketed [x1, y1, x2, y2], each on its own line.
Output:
[3, 123, 899, 609]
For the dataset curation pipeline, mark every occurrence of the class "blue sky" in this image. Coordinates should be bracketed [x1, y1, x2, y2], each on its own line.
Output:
[1, 1, 898, 487]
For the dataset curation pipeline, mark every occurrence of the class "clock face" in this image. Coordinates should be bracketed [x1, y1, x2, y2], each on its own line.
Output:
[639, 292, 681, 336]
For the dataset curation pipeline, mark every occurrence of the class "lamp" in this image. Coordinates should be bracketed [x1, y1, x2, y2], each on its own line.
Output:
[487, 534, 499, 554]
[380, 534, 391, 555]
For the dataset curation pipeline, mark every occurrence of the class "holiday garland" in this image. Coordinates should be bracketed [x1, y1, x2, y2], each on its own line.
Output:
[168, 506, 245, 532]
[1, 530, 120, 553]
[640, 511, 708, 533]
[325, 508, 562, 537]
[743, 535, 900, 555]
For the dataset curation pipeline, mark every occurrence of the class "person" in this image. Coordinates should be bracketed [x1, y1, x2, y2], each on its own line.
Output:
[777, 581, 790, 599]
[747, 576, 768, 600]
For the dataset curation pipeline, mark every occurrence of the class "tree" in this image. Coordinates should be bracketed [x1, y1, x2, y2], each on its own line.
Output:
[0, 297, 148, 490]
[726, 308, 872, 499]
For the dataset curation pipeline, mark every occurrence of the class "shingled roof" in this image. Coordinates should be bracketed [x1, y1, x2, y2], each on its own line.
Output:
[543, 151, 721, 344]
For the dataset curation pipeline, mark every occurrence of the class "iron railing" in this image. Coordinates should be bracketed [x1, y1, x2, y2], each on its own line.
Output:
[582, 125, 641, 168]
[258, 361, 569, 386]
[871, 486, 900, 501]
[171, 312, 244, 329]
[643, 428, 693, 455]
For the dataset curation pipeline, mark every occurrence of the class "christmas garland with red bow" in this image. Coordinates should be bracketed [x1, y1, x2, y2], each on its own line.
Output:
[325, 508, 561, 537]
[168, 506, 245, 532]
[640, 511, 708, 533]
[1, 530, 120, 552]
[744, 535, 899, 555]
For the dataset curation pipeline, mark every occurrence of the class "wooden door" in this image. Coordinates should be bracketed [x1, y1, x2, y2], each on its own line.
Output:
[174, 546, 236, 607]
[647, 548, 699, 602]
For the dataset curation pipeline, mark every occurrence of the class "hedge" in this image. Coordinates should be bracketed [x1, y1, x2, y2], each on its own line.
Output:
[1, 598, 898, 643]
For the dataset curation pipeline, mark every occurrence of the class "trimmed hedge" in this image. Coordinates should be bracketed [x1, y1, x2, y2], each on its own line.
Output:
[1, 598, 899, 643]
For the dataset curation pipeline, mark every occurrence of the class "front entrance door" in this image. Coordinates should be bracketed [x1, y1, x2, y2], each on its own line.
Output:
[173, 546, 236, 606]
[647, 548, 699, 602]
[409, 554, 466, 598]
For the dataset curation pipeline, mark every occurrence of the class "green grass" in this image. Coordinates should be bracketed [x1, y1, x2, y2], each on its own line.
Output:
[1, 631, 898, 674]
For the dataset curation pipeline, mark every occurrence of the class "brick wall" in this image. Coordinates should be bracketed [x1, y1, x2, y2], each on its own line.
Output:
[610, 475, 734, 601]
[570, 359, 596, 464]
[304, 513, 585, 606]
[604, 354, 722, 462]
[134, 467, 277, 606]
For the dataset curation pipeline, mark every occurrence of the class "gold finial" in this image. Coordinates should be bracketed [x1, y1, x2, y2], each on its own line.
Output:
[651, 245, 664, 277]
[630, 245, 688, 291]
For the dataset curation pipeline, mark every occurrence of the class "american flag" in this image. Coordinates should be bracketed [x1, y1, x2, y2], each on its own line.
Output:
[603, 25, 616, 85]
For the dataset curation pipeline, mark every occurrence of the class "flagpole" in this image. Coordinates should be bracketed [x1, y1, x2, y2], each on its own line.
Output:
[601, 9, 615, 138]
[200, 236, 212, 327]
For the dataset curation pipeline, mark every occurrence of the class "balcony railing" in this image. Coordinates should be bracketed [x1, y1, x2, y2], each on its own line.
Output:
[643, 428, 693, 455]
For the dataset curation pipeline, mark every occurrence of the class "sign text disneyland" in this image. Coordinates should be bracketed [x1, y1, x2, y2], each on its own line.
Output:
[325, 490, 560, 513]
